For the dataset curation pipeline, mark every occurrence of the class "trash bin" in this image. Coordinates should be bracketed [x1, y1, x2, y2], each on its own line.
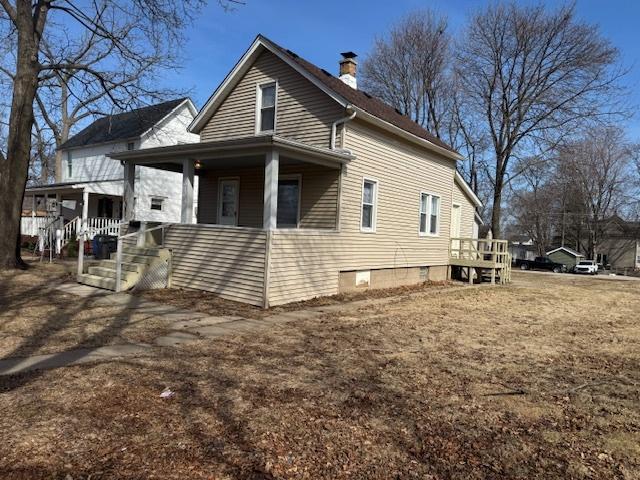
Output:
[92, 234, 118, 260]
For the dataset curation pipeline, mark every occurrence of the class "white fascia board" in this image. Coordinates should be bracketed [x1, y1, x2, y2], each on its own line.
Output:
[139, 98, 197, 142]
[189, 35, 348, 134]
[454, 171, 483, 208]
[188, 35, 463, 163]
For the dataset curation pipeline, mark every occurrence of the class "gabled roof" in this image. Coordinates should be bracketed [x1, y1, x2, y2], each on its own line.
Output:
[189, 35, 462, 161]
[59, 98, 196, 150]
[546, 246, 584, 257]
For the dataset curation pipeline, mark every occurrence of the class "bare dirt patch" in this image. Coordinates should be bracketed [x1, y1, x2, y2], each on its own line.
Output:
[0, 271, 638, 479]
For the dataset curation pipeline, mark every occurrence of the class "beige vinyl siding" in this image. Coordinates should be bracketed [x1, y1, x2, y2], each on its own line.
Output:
[452, 180, 476, 239]
[163, 224, 266, 306]
[196, 164, 339, 229]
[267, 120, 458, 305]
[197, 167, 264, 227]
[200, 50, 344, 148]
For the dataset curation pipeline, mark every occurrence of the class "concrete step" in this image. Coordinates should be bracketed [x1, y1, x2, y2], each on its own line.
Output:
[88, 259, 142, 273]
[87, 266, 139, 282]
[122, 246, 161, 257]
[77, 274, 131, 291]
[110, 253, 155, 264]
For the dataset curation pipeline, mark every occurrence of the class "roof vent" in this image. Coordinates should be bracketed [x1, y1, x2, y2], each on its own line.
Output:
[338, 51, 357, 89]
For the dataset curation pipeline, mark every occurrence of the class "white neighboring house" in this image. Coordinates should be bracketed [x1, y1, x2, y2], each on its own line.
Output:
[22, 98, 199, 250]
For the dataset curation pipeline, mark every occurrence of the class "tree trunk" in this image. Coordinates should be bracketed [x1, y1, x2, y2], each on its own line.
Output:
[0, 1, 43, 269]
[491, 172, 504, 239]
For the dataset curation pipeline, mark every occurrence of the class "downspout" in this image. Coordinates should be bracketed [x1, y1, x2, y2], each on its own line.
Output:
[331, 105, 356, 150]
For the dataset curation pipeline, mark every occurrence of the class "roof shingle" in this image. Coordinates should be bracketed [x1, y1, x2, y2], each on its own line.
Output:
[59, 98, 189, 150]
[267, 39, 457, 154]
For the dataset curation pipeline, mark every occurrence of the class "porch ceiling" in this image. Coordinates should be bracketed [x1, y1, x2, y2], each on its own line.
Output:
[109, 135, 354, 172]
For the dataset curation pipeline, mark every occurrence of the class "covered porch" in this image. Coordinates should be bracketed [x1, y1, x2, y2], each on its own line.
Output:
[102, 136, 353, 306]
[111, 135, 353, 231]
[22, 181, 122, 254]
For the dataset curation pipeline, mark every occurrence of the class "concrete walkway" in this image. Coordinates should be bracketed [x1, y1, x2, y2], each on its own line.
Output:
[0, 283, 327, 376]
[0, 280, 487, 377]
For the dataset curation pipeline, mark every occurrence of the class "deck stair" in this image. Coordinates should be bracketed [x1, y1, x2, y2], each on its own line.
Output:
[78, 245, 171, 291]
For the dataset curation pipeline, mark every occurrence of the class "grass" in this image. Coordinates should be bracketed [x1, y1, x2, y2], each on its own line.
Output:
[0, 270, 638, 479]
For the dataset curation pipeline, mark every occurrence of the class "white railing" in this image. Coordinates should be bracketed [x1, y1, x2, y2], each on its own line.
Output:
[21, 216, 51, 236]
[85, 217, 120, 238]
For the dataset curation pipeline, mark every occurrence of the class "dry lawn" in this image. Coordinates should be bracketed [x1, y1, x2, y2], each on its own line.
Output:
[0, 270, 639, 479]
[0, 259, 176, 357]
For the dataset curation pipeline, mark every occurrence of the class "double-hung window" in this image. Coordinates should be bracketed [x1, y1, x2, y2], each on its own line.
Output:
[361, 178, 378, 232]
[67, 151, 73, 179]
[257, 82, 277, 133]
[419, 193, 440, 236]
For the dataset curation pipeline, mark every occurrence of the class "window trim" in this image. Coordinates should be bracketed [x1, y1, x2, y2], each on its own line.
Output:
[418, 191, 441, 237]
[255, 80, 278, 135]
[360, 177, 378, 233]
[277, 174, 302, 229]
[67, 151, 73, 179]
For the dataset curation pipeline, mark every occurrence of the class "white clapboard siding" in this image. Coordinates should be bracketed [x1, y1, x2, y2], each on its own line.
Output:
[163, 224, 267, 306]
[267, 120, 458, 306]
[200, 50, 344, 149]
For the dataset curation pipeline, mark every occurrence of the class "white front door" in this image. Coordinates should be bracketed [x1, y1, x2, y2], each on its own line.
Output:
[451, 204, 462, 257]
[218, 179, 239, 226]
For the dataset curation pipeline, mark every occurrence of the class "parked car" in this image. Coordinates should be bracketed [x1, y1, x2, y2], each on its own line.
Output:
[574, 260, 599, 275]
[514, 256, 567, 273]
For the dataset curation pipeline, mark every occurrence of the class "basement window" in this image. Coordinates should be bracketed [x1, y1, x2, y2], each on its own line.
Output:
[257, 82, 277, 133]
[150, 197, 164, 211]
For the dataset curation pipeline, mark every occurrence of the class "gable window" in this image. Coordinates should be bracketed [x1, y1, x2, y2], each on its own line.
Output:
[150, 197, 164, 211]
[277, 175, 301, 228]
[361, 178, 378, 232]
[127, 142, 135, 151]
[257, 82, 277, 133]
[419, 193, 440, 236]
[67, 151, 73, 178]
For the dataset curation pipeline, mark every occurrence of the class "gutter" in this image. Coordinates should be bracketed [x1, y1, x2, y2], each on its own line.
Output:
[331, 105, 356, 150]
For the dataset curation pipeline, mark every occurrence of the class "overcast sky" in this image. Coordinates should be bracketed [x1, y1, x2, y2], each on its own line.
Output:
[160, 0, 640, 139]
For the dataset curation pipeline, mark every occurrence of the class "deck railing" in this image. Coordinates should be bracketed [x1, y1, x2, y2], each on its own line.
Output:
[449, 237, 512, 284]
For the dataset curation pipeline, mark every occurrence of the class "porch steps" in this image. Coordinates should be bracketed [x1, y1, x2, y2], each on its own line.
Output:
[78, 246, 171, 292]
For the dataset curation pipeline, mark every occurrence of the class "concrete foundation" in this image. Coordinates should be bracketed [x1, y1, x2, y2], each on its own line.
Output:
[338, 265, 448, 293]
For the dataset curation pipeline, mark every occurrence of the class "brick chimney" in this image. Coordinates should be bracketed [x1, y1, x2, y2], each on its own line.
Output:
[339, 51, 357, 89]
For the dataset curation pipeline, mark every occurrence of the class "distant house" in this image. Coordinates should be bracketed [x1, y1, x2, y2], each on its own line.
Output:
[21, 98, 199, 247]
[509, 236, 537, 262]
[596, 216, 640, 270]
[77, 34, 503, 305]
[546, 246, 584, 269]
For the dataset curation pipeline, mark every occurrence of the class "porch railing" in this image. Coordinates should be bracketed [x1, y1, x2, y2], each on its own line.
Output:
[21, 216, 51, 236]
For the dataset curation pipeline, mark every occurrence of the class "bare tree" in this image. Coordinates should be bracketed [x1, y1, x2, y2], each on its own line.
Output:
[360, 11, 450, 138]
[557, 127, 635, 258]
[509, 156, 557, 256]
[0, 0, 245, 269]
[457, 2, 626, 238]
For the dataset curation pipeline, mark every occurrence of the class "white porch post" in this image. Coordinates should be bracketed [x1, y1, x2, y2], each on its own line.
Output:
[181, 158, 195, 224]
[77, 188, 90, 279]
[81, 189, 89, 228]
[263, 149, 279, 230]
[55, 193, 61, 217]
[31, 194, 36, 218]
[123, 161, 136, 221]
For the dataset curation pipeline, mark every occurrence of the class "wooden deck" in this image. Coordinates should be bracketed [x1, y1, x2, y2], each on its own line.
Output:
[449, 238, 512, 285]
